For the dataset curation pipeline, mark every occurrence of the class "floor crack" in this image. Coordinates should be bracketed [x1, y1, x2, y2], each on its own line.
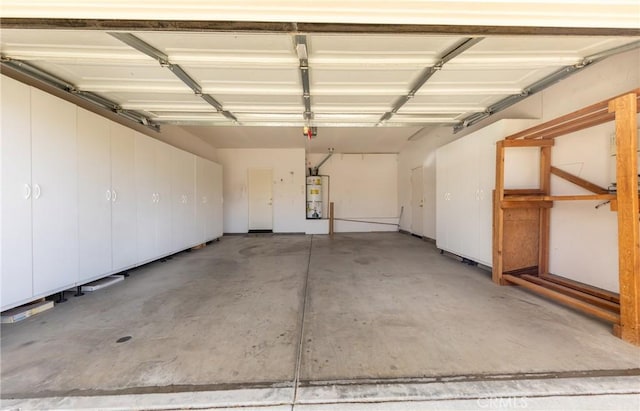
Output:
[292, 234, 314, 406]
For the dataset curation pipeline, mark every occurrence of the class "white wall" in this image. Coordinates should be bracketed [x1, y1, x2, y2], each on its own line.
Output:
[217, 148, 306, 233]
[307, 153, 399, 232]
[398, 48, 640, 291]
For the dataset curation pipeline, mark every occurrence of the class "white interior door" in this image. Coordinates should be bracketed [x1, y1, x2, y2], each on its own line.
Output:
[248, 168, 273, 231]
[31, 88, 78, 295]
[411, 167, 424, 236]
[77, 108, 112, 283]
[1, 76, 33, 309]
[111, 123, 137, 271]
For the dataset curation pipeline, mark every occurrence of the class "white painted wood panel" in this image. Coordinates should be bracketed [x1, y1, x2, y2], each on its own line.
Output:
[111, 123, 137, 271]
[77, 108, 112, 283]
[30, 88, 78, 295]
[1, 76, 33, 309]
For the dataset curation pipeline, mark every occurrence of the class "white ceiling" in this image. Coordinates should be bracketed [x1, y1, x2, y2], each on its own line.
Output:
[1, 29, 637, 131]
[1, 1, 638, 152]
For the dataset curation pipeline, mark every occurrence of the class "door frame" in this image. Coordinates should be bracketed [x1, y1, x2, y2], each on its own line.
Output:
[247, 167, 274, 232]
[410, 166, 424, 236]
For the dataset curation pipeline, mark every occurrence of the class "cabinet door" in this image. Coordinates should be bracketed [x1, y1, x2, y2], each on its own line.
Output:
[459, 137, 480, 260]
[435, 144, 450, 250]
[476, 130, 500, 266]
[446, 141, 464, 255]
[135, 133, 158, 263]
[1, 76, 33, 309]
[111, 123, 137, 271]
[183, 153, 197, 247]
[155, 141, 173, 256]
[171, 149, 196, 251]
[211, 162, 224, 239]
[77, 109, 112, 283]
[31, 88, 78, 295]
[195, 157, 209, 244]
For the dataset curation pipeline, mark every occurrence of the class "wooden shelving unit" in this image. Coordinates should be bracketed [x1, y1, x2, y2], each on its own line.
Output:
[493, 89, 640, 346]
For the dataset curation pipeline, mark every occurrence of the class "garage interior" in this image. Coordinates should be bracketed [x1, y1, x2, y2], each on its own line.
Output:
[1, 1, 640, 410]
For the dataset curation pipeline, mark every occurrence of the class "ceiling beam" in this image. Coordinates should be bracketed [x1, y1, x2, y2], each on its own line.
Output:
[378, 37, 483, 125]
[109, 32, 238, 123]
[454, 39, 640, 132]
[0, 56, 158, 130]
[2, 19, 639, 36]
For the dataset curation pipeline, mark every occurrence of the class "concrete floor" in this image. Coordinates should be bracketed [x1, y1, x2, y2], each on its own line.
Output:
[1, 233, 639, 409]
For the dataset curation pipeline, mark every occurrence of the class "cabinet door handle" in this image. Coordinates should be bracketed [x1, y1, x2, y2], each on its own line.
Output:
[24, 183, 32, 199]
[152, 193, 157, 203]
[106, 189, 112, 201]
[33, 184, 41, 200]
[112, 189, 118, 202]
[157, 193, 161, 203]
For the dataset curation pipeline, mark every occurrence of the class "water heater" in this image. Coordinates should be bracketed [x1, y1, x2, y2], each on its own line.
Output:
[306, 176, 322, 219]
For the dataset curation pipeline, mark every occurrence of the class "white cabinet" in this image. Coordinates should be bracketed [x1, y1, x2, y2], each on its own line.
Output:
[435, 143, 452, 253]
[77, 109, 112, 283]
[135, 133, 174, 263]
[110, 123, 137, 271]
[31, 89, 79, 296]
[171, 148, 197, 251]
[436, 119, 537, 266]
[1, 77, 33, 308]
[2, 80, 79, 308]
[77, 111, 140, 282]
[1, 75, 224, 310]
[210, 162, 223, 240]
[156, 142, 173, 256]
[196, 158, 224, 243]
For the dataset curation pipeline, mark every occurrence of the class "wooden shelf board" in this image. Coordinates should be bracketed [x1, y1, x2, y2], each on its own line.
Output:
[501, 200, 553, 209]
[503, 274, 620, 323]
[521, 274, 620, 312]
[504, 194, 615, 202]
[540, 273, 620, 304]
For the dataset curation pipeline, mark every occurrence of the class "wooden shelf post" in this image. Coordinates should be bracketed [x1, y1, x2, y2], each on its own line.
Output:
[492, 141, 505, 284]
[539, 145, 551, 276]
[609, 93, 640, 346]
